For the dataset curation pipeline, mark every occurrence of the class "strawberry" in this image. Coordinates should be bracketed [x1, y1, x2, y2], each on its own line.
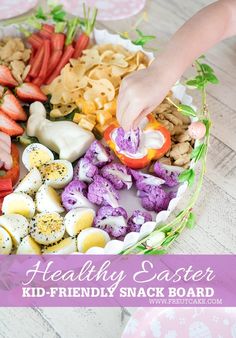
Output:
[0, 65, 18, 87]
[0, 110, 24, 136]
[0, 90, 27, 121]
[16, 82, 47, 102]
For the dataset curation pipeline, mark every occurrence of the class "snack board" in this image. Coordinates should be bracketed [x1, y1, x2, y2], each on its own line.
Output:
[0, 23, 199, 255]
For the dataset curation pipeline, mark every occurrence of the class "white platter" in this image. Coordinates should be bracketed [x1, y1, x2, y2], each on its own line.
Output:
[0, 26, 198, 254]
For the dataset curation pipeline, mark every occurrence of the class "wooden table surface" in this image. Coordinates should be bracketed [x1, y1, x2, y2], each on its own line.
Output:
[0, 1, 235, 337]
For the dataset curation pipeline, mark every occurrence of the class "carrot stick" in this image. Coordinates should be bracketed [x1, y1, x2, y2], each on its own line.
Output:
[73, 33, 90, 58]
[46, 45, 75, 84]
[28, 46, 45, 78]
[33, 39, 51, 86]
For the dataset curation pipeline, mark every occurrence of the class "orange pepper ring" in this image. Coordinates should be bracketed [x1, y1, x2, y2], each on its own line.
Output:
[104, 116, 171, 169]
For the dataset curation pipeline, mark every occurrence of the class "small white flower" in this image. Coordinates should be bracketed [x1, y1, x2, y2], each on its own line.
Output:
[150, 319, 161, 338]
[141, 330, 146, 337]
[165, 330, 177, 338]
[123, 318, 138, 335]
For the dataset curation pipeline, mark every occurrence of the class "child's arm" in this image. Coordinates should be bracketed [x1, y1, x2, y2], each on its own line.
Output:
[117, 0, 236, 130]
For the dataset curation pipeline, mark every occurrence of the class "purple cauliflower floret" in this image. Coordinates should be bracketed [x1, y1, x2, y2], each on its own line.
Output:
[114, 127, 140, 154]
[61, 179, 94, 211]
[127, 210, 152, 233]
[130, 169, 165, 191]
[153, 162, 179, 187]
[94, 206, 128, 237]
[87, 175, 119, 208]
[73, 157, 98, 183]
[84, 140, 113, 167]
[137, 186, 174, 213]
[101, 163, 132, 190]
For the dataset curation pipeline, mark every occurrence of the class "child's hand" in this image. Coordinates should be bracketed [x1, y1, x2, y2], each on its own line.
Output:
[116, 0, 236, 131]
[116, 61, 174, 131]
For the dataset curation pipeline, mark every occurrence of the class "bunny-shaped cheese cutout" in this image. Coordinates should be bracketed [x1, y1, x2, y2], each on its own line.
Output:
[27, 102, 94, 163]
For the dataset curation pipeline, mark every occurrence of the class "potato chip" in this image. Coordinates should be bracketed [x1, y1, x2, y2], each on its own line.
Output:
[84, 78, 115, 102]
[80, 49, 101, 70]
[52, 103, 76, 116]
[101, 50, 128, 68]
[89, 65, 121, 88]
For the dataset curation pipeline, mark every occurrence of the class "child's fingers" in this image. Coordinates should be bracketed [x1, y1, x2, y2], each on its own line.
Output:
[120, 102, 142, 131]
[132, 106, 155, 129]
[117, 90, 129, 127]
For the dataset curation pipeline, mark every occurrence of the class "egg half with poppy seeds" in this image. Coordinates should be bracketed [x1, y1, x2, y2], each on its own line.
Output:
[14, 167, 42, 196]
[17, 235, 41, 254]
[39, 160, 73, 189]
[64, 208, 96, 236]
[2, 192, 35, 218]
[0, 214, 29, 246]
[42, 237, 77, 254]
[30, 212, 65, 245]
[36, 184, 64, 213]
[77, 228, 110, 253]
[0, 227, 13, 254]
[22, 143, 54, 171]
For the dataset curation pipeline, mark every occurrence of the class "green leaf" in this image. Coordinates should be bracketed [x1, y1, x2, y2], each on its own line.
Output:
[144, 248, 167, 255]
[35, 6, 47, 20]
[178, 169, 195, 186]
[186, 79, 199, 87]
[50, 4, 66, 22]
[186, 212, 196, 229]
[132, 29, 156, 46]
[162, 233, 179, 247]
[202, 119, 211, 136]
[200, 63, 214, 74]
[190, 143, 206, 162]
[163, 226, 173, 234]
[178, 104, 197, 117]
[206, 73, 219, 84]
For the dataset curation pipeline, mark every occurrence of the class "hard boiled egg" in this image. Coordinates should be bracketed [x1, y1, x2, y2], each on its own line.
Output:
[77, 228, 110, 253]
[30, 212, 65, 245]
[64, 208, 96, 236]
[0, 227, 12, 254]
[0, 214, 29, 246]
[36, 184, 64, 213]
[2, 192, 35, 218]
[42, 237, 77, 254]
[17, 235, 41, 255]
[22, 143, 54, 171]
[39, 160, 73, 189]
[14, 167, 42, 196]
